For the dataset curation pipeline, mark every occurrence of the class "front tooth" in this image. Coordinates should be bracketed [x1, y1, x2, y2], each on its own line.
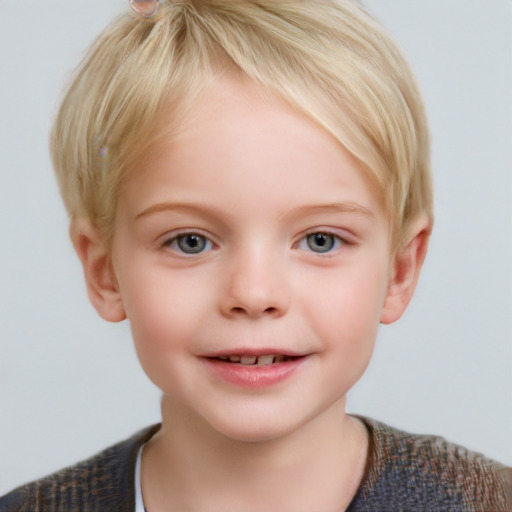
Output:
[229, 355, 241, 363]
[257, 355, 274, 366]
[240, 355, 257, 365]
[274, 355, 285, 363]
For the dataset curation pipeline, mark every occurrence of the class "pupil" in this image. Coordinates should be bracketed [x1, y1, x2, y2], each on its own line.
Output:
[178, 234, 205, 253]
[315, 234, 327, 246]
[307, 233, 334, 253]
[186, 235, 199, 247]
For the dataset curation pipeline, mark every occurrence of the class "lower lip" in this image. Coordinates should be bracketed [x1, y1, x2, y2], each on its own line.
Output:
[201, 357, 306, 389]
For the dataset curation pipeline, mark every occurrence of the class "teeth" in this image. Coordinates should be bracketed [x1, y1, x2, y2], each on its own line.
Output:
[216, 354, 290, 365]
[257, 355, 275, 366]
[240, 355, 257, 365]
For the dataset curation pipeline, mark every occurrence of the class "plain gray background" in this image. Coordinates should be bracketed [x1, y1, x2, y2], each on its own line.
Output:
[1, 0, 511, 494]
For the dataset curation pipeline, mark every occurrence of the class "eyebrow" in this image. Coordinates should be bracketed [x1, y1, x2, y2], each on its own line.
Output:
[282, 202, 375, 220]
[135, 201, 374, 221]
[135, 202, 223, 220]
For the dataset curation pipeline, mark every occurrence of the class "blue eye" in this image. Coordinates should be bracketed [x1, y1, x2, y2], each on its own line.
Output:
[303, 232, 341, 253]
[166, 233, 212, 254]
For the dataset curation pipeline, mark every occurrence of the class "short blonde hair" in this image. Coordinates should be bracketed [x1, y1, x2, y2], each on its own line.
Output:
[51, 0, 432, 247]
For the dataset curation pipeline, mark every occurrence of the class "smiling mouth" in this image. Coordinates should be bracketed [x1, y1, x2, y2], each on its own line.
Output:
[210, 354, 301, 366]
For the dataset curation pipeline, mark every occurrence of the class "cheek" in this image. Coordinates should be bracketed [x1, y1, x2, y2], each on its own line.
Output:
[308, 267, 386, 391]
[300, 260, 388, 348]
[115, 259, 212, 349]
[118, 269, 210, 392]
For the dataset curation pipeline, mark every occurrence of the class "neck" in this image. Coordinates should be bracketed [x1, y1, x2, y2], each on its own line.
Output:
[142, 396, 368, 512]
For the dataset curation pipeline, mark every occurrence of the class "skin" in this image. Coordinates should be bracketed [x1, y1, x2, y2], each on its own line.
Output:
[72, 76, 430, 511]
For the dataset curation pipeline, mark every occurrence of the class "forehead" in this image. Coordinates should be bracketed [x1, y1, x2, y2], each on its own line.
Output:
[118, 76, 387, 223]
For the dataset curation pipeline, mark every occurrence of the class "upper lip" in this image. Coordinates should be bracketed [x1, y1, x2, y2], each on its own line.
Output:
[201, 348, 308, 358]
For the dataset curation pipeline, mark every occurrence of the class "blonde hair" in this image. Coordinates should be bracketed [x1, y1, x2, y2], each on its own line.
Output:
[50, 0, 432, 247]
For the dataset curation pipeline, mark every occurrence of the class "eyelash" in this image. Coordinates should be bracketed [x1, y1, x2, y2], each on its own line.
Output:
[161, 231, 214, 255]
[160, 229, 350, 256]
[296, 230, 348, 254]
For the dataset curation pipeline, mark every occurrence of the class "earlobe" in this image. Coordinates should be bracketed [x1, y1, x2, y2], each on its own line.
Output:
[70, 219, 127, 323]
[380, 216, 432, 325]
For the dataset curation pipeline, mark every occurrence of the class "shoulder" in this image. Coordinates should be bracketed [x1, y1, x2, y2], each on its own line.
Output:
[350, 417, 512, 512]
[0, 424, 160, 512]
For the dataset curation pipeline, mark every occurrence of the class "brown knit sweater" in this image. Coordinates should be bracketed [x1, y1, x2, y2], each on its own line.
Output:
[1, 418, 511, 511]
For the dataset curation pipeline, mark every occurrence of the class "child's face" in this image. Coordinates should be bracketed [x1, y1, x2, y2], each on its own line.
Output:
[109, 77, 395, 442]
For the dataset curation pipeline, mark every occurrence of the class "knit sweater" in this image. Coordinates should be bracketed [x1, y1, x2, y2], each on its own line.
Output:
[1, 418, 511, 511]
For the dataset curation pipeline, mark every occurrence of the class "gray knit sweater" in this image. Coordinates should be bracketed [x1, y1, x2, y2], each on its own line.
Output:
[1, 418, 511, 511]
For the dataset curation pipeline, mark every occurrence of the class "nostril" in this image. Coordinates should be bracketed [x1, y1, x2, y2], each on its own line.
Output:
[229, 305, 279, 317]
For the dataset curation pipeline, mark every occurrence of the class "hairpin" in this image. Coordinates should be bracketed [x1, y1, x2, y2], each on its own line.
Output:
[129, 0, 161, 19]
[98, 145, 109, 159]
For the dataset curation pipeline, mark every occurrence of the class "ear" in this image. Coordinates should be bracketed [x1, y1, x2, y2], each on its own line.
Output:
[380, 216, 432, 325]
[70, 219, 126, 323]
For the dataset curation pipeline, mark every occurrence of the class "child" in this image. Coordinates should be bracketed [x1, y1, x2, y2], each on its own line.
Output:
[2, 0, 511, 510]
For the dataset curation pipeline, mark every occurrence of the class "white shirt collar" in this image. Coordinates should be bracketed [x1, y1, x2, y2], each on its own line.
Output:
[134, 444, 146, 512]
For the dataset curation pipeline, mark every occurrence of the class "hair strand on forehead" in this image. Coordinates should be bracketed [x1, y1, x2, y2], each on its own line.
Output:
[50, 0, 432, 249]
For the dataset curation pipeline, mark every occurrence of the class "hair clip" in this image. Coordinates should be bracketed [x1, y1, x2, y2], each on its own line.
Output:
[129, 0, 161, 19]
[98, 145, 109, 159]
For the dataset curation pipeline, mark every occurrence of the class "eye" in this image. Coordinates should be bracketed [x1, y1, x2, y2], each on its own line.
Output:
[165, 232, 213, 255]
[299, 232, 343, 254]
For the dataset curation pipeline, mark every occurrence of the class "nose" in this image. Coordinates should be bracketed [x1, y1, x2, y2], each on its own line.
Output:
[219, 246, 291, 319]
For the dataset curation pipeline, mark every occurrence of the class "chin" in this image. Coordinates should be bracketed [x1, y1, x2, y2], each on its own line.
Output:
[204, 409, 312, 445]
[217, 425, 292, 444]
